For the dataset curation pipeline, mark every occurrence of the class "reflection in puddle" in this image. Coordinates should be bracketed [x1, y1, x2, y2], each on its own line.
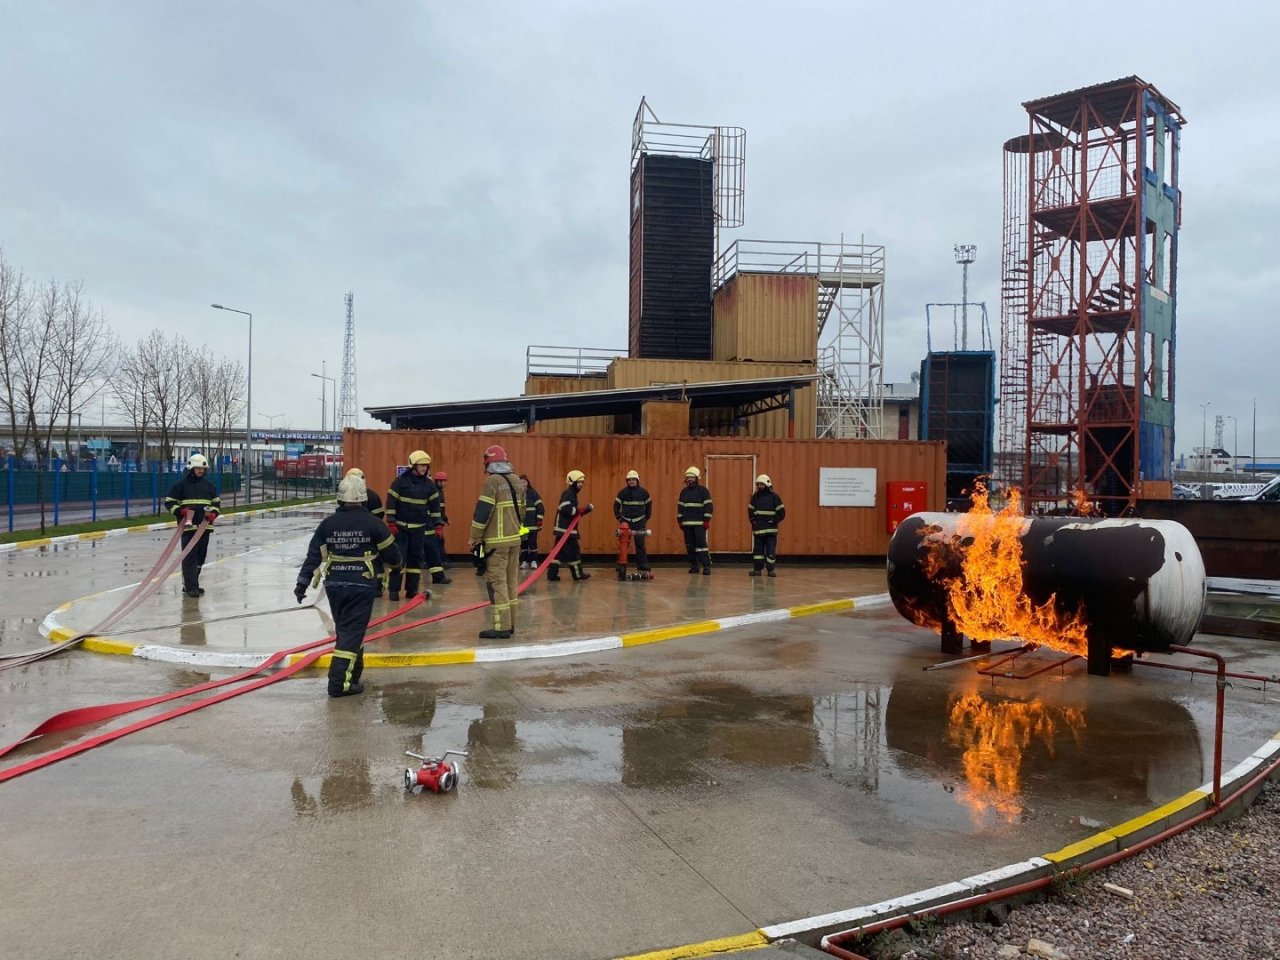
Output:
[947, 692, 1085, 825]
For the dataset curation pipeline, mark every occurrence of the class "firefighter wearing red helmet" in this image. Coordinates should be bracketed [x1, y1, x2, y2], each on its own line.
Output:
[468, 444, 526, 639]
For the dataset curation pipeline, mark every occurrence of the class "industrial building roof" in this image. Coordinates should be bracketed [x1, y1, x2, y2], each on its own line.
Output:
[364, 373, 819, 431]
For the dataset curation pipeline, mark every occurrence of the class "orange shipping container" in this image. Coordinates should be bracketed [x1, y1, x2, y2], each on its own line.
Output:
[522, 374, 613, 435]
[345, 429, 943, 560]
[713, 273, 818, 363]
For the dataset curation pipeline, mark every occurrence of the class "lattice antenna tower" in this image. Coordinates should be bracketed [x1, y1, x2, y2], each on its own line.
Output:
[338, 292, 358, 429]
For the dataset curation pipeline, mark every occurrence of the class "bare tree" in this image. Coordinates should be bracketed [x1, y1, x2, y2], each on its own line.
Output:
[53, 281, 117, 467]
[0, 250, 35, 461]
[109, 345, 151, 466]
[136, 330, 193, 467]
[212, 356, 245, 465]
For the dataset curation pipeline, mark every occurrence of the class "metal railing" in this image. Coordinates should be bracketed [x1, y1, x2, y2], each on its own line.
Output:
[713, 239, 886, 291]
[525, 345, 625, 379]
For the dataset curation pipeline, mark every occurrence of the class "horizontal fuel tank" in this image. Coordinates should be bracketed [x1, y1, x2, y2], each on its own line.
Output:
[887, 513, 1206, 672]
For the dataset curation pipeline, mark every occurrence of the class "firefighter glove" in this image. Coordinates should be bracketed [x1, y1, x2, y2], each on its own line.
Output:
[206, 509, 219, 523]
[703, 519, 711, 529]
[579, 503, 594, 515]
[294, 583, 308, 604]
[386, 521, 398, 536]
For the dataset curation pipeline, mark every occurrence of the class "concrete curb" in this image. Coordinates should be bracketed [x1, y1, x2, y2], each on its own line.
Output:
[614, 732, 1280, 959]
[1, 501, 328, 553]
[42, 591, 894, 670]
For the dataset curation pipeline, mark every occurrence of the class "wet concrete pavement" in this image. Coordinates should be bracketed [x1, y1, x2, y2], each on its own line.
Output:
[2, 510, 1279, 960]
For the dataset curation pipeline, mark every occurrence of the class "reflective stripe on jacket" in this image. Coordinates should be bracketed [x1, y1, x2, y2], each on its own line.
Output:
[165, 470, 221, 524]
[298, 507, 402, 588]
[386, 471, 441, 528]
[748, 489, 786, 535]
[471, 473, 526, 547]
[677, 484, 713, 526]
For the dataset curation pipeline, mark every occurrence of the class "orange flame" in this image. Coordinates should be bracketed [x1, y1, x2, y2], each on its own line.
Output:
[928, 482, 1090, 656]
[1070, 487, 1099, 516]
[947, 691, 1086, 824]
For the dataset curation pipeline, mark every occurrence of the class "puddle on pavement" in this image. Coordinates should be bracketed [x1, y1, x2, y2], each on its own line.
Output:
[350, 661, 1215, 834]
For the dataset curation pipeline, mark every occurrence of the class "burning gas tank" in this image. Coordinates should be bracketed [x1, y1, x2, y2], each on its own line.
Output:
[887, 510, 1206, 675]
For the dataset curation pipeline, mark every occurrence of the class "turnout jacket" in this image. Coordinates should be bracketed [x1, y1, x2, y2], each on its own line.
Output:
[554, 484, 584, 535]
[747, 489, 786, 535]
[614, 484, 653, 527]
[165, 469, 221, 525]
[386, 470, 443, 529]
[677, 483, 714, 526]
[297, 505, 402, 589]
[470, 465, 526, 547]
[522, 482, 545, 529]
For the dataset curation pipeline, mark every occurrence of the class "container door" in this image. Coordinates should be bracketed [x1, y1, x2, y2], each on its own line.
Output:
[704, 454, 757, 554]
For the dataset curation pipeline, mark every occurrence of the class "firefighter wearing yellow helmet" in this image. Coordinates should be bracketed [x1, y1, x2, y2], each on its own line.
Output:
[549, 469, 593, 581]
[748, 474, 786, 577]
[613, 469, 653, 573]
[677, 465, 713, 575]
[385, 449, 449, 600]
[164, 453, 222, 597]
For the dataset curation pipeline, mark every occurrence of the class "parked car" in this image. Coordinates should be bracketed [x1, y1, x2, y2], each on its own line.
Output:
[1173, 482, 1200, 500]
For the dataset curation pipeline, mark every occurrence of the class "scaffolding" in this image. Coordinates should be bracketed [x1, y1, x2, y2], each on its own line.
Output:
[713, 239, 885, 438]
[1001, 77, 1184, 511]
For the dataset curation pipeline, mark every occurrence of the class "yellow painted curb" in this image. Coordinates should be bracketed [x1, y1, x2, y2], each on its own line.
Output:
[790, 598, 855, 618]
[80, 636, 138, 656]
[47, 626, 79, 643]
[17, 538, 53, 549]
[78, 531, 108, 541]
[1108, 789, 1208, 839]
[364, 650, 478, 667]
[1043, 830, 1116, 864]
[614, 929, 768, 959]
[622, 620, 721, 647]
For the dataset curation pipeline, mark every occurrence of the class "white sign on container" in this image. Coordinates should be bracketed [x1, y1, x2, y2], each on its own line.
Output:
[819, 467, 877, 507]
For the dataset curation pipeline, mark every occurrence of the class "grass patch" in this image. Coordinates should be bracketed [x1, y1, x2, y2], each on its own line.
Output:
[0, 495, 332, 545]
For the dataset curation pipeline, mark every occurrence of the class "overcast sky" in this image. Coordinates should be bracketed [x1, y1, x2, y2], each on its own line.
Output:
[2, 1, 1275, 458]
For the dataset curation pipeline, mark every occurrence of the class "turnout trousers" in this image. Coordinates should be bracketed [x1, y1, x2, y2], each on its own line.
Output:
[520, 529, 540, 566]
[388, 526, 426, 598]
[682, 526, 710, 571]
[181, 528, 211, 593]
[326, 583, 376, 696]
[482, 542, 521, 632]
[549, 531, 582, 579]
[751, 533, 778, 572]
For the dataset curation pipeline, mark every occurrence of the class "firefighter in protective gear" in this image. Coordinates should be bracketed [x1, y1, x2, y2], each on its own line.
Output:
[432, 470, 450, 562]
[747, 474, 786, 577]
[468, 444, 526, 639]
[342, 467, 386, 595]
[613, 469, 653, 572]
[385, 450, 447, 600]
[342, 467, 384, 519]
[550, 469, 592, 581]
[677, 466, 713, 575]
[165, 453, 222, 598]
[518, 474, 545, 569]
[296, 473, 403, 697]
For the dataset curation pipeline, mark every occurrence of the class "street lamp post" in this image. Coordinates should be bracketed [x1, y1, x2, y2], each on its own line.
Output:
[211, 303, 253, 501]
[311, 367, 337, 439]
[1199, 401, 1211, 473]
[1227, 415, 1238, 474]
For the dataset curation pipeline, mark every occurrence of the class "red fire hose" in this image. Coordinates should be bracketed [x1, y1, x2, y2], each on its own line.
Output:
[0, 515, 583, 784]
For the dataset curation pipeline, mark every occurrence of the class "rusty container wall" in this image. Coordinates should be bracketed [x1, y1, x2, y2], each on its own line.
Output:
[347, 430, 944, 559]
[523, 374, 613, 435]
[713, 273, 819, 363]
[608, 357, 817, 438]
[641, 400, 690, 436]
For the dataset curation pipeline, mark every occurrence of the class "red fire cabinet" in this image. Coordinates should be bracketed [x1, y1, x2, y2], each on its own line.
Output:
[886, 481, 927, 534]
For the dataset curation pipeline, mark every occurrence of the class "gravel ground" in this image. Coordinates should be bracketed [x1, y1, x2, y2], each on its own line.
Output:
[858, 778, 1280, 960]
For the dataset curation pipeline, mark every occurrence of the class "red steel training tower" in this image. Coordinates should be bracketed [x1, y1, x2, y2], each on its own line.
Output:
[1000, 77, 1184, 514]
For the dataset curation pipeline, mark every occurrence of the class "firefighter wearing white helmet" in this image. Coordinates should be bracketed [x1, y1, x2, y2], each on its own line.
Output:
[550, 469, 593, 582]
[468, 444, 526, 639]
[341, 467, 387, 596]
[613, 469, 653, 572]
[385, 449, 449, 600]
[748, 474, 787, 577]
[165, 453, 222, 598]
[295, 472, 403, 697]
[677, 465, 714, 575]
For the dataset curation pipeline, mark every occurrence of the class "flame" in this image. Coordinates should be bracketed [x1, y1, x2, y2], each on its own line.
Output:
[947, 691, 1086, 824]
[928, 482, 1090, 656]
[1070, 487, 1099, 516]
